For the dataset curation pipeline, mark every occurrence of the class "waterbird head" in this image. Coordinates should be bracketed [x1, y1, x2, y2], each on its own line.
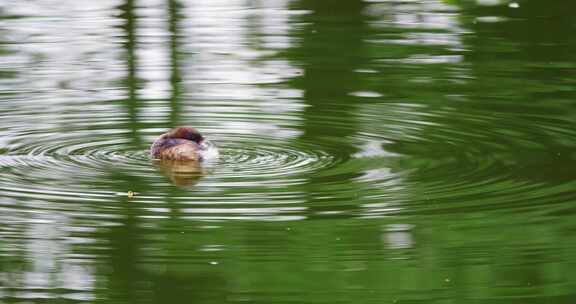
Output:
[165, 127, 205, 145]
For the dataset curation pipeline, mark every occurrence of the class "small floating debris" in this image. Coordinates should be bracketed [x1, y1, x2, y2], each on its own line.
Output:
[127, 191, 135, 198]
[508, 2, 519, 8]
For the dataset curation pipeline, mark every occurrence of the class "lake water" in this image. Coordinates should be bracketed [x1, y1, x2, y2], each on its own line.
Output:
[1, 0, 576, 303]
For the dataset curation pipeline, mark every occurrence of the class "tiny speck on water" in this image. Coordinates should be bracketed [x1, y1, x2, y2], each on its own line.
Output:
[509, 2, 519, 8]
[210, 261, 219, 265]
[127, 191, 135, 198]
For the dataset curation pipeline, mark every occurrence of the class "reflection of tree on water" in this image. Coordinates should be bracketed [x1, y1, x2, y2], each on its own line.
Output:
[97, 1, 147, 302]
[167, 0, 184, 128]
[287, 0, 370, 217]
[118, 0, 143, 147]
[290, 0, 367, 151]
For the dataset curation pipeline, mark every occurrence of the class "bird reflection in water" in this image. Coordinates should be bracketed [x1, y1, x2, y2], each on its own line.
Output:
[153, 159, 205, 187]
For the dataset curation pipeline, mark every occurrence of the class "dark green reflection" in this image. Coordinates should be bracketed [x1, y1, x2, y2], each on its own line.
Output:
[285, 0, 371, 218]
[117, 0, 143, 146]
[167, 0, 184, 128]
[290, 0, 368, 153]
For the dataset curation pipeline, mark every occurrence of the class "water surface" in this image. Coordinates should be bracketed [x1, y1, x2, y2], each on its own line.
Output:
[1, 0, 576, 303]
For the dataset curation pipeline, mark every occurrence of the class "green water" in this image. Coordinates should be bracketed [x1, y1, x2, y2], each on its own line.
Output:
[1, 0, 576, 303]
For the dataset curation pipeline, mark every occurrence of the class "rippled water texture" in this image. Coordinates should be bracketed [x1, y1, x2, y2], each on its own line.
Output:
[1, 0, 576, 303]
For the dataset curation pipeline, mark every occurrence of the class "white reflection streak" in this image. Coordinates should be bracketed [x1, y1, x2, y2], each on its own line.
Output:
[382, 224, 414, 250]
[1, 1, 118, 299]
[367, 0, 464, 49]
[1, 0, 126, 143]
[2, 0, 125, 98]
[25, 213, 94, 299]
[138, 0, 172, 100]
[182, 0, 305, 138]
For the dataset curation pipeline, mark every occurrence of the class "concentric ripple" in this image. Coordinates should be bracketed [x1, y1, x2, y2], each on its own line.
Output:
[2, 99, 576, 222]
[0, 126, 346, 207]
[217, 141, 338, 180]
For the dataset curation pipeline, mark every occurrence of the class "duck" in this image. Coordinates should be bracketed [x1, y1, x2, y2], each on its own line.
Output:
[150, 127, 218, 161]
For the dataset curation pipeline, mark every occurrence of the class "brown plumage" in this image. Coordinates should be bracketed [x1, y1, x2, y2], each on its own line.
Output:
[150, 127, 206, 161]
